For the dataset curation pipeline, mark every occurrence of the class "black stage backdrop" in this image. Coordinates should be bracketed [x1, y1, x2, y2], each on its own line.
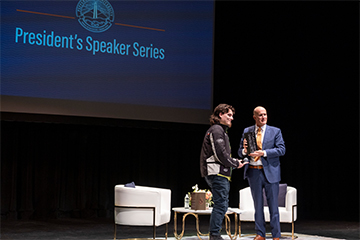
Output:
[1, 1, 359, 222]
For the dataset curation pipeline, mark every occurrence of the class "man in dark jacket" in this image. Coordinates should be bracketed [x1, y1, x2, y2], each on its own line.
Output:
[200, 103, 248, 240]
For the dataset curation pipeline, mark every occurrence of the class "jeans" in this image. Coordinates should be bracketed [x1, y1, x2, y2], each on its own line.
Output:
[205, 175, 230, 236]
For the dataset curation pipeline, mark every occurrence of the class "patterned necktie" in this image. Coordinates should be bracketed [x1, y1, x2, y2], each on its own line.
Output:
[255, 127, 262, 161]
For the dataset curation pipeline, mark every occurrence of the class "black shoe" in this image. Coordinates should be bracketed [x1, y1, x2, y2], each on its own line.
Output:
[209, 234, 224, 240]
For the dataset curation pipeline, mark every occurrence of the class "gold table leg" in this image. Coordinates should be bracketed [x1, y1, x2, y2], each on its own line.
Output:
[174, 211, 209, 240]
[224, 213, 239, 240]
[174, 211, 240, 240]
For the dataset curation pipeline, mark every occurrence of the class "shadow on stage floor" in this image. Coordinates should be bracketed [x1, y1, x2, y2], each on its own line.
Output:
[1, 216, 359, 240]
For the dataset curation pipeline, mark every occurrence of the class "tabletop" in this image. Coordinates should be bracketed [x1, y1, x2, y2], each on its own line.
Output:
[172, 207, 243, 214]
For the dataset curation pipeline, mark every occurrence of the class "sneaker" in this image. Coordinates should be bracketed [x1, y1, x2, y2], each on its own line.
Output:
[209, 234, 224, 240]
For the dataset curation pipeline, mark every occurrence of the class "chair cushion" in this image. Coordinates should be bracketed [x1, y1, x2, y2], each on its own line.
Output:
[263, 183, 287, 207]
[125, 182, 136, 188]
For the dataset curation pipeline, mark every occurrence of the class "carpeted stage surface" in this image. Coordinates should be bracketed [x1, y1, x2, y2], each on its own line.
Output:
[168, 234, 342, 240]
[247, 235, 343, 239]
[1, 217, 359, 240]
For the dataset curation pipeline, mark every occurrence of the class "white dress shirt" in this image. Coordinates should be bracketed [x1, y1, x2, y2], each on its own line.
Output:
[243, 124, 267, 166]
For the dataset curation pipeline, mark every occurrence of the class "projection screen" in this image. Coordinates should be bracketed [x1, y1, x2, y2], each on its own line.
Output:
[1, 0, 214, 124]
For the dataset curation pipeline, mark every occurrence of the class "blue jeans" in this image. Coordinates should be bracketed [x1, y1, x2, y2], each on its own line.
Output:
[205, 175, 230, 236]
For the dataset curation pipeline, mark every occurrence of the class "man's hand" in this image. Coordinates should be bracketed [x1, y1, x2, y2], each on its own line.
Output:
[237, 159, 249, 168]
[249, 150, 264, 157]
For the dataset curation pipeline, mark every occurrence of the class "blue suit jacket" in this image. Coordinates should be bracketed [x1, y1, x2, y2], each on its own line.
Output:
[238, 125, 285, 183]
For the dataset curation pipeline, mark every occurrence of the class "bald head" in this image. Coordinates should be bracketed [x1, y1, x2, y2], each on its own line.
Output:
[253, 106, 267, 127]
[253, 106, 266, 115]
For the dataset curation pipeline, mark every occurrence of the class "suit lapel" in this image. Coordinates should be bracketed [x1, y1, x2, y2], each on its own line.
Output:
[263, 125, 270, 149]
[250, 125, 256, 133]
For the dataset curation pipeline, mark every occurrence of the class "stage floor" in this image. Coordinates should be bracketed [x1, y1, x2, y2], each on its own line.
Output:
[1, 217, 359, 240]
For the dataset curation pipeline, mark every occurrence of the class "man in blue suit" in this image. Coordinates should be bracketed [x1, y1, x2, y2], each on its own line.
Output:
[238, 106, 285, 240]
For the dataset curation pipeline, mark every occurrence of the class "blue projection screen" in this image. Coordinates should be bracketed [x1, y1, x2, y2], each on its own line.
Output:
[1, 0, 214, 124]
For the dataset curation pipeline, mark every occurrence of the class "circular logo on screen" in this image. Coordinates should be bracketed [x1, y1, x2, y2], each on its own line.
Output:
[76, 0, 115, 33]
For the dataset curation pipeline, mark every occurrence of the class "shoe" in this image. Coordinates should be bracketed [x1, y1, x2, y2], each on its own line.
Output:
[209, 234, 224, 240]
[273, 238, 280, 240]
[253, 235, 265, 240]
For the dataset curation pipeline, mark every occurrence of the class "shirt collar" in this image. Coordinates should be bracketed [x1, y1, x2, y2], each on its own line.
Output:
[255, 124, 266, 132]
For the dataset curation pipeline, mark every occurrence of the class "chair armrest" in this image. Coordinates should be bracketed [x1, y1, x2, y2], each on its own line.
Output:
[285, 187, 297, 211]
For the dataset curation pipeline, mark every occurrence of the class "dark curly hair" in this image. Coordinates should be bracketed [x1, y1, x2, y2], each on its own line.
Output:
[209, 104, 235, 126]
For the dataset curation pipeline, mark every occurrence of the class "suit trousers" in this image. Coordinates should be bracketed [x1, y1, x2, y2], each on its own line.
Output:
[247, 168, 281, 238]
[205, 175, 230, 236]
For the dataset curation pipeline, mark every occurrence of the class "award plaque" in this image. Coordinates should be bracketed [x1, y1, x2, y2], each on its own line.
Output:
[244, 132, 257, 154]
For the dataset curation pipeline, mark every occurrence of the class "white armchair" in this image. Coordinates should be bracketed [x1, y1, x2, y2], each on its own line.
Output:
[239, 186, 297, 239]
[114, 184, 171, 239]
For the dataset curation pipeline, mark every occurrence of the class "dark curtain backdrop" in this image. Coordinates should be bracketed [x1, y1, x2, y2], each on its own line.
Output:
[1, 118, 213, 219]
[1, 1, 359, 222]
[212, 1, 359, 221]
